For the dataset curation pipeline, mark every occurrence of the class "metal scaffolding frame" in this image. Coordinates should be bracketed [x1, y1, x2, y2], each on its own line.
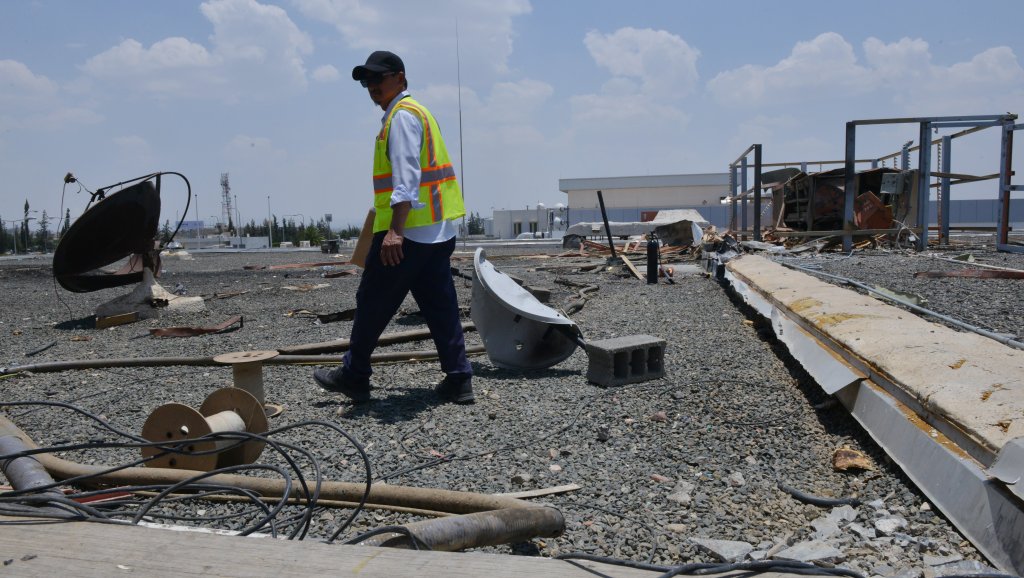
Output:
[845, 114, 1018, 252]
[725, 113, 1019, 252]
[727, 144, 761, 241]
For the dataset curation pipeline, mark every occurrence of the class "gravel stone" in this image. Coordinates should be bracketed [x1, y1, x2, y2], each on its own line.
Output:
[1, 243, 1013, 571]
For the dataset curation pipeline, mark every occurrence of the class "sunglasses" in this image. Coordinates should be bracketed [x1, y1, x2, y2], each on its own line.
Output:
[360, 71, 398, 88]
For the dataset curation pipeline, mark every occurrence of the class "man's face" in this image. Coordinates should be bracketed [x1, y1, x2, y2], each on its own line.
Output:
[363, 71, 404, 109]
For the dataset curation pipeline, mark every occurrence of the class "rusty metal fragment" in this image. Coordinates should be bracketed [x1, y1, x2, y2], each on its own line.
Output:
[832, 447, 874, 471]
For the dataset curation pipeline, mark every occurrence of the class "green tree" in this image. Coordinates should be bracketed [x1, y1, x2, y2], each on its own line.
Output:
[21, 199, 30, 252]
[304, 225, 323, 246]
[61, 209, 71, 237]
[36, 210, 50, 252]
[467, 211, 484, 235]
[160, 220, 173, 243]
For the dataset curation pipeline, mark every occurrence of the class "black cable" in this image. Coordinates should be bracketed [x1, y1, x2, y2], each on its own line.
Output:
[341, 525, 432, 550]
[778, 482, 862, 508]
[0, 399, 148, 443]
[0, 401, 373, 541]
[554, 552, 669, 572]
[660, 560, 866, 578]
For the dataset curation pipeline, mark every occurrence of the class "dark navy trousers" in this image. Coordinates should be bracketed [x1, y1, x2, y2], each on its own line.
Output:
[342, 232, 472, 380]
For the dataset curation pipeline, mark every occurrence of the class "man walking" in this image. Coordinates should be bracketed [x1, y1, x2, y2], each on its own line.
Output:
[313, 51, 473, 404]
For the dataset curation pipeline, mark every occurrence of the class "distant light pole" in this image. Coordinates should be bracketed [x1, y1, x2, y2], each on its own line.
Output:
[194, 193, 201, 245]
[267, 195, 273, 248]
[234, 194, 241, 236]
[2, 219, 20, 254]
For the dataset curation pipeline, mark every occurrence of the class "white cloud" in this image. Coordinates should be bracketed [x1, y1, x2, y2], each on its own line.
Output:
[863, 36, 931, 80]
[708, 32, 871, 106]
[293, 0, 531, 81]
[82, 0, 313, 102]
[0, 60, 59, 104]
[583, 27, 700, 96]
[0, 61, 102, 132]
[487, 79, 553, 121]
[709, 33, 1024, 114]
[568, 27, 695, 134]
[312, 64, 340, 82]
[941, 46, 1024, 85]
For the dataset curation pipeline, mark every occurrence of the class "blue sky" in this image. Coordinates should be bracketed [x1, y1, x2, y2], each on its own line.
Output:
[2, 0, 1022, 232]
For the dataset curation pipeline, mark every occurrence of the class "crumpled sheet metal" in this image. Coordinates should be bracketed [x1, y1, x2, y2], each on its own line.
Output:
[471, 248, 580, 370]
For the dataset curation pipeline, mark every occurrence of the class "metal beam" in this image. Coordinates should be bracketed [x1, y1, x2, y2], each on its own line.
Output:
[741, 157, 748, 235]
[754, 144, 762, 242]
[843, 122, 856, 253]
[849, 114, 1015, 126]
[916, 122, 932, 250]
[940, 135, 952, 244]
[996, 121, 1015, 248]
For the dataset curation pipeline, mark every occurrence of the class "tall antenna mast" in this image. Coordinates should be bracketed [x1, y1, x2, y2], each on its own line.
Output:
[456, 19, 466, 245]
[220, 173, 233, 232]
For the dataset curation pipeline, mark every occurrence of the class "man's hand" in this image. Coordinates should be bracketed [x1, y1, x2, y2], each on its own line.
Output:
[381, 229, 405, 266]
[381, 201, 411, 266]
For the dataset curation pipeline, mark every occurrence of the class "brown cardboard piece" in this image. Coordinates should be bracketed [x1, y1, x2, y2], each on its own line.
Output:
[350, 208, 376, 268]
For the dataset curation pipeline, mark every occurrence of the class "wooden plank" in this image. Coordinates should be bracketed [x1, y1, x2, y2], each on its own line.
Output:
[0, 518, 661, 577]
[619, 254, 644, 281]
[94, 312, 139, 329]
[495, 483, 581, 499]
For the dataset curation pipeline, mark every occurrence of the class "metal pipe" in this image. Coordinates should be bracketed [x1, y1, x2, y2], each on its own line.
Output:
[0, 346, 487, 377]
[279, 322, 475, 355]
[355, 507, 564, 551]
[595, 190, 617, 258]
[0, 417, 564, 550]
[779, 261, 1024, 351]
[0, 435, 63, 496]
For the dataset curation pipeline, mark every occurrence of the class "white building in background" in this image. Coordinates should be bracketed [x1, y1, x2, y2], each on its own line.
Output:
[490, 204, 570, 239]
[486, 173, 739, 239]
[487, 169, 1024, 239]
[558, 173, 740, 230]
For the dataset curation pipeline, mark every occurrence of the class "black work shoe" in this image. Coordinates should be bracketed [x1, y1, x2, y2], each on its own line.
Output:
[435, 374, 475, 404]
[313, 367, 371, 403]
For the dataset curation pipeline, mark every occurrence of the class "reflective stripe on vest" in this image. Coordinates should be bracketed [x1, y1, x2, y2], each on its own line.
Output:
[372, 97, 465, 232]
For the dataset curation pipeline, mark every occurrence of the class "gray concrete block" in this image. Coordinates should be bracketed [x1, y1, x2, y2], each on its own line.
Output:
[585, 334, 666, 387]
[523, 285, 551, 303]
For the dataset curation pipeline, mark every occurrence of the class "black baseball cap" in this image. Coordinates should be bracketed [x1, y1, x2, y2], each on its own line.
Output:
[352, 51, 405, 81]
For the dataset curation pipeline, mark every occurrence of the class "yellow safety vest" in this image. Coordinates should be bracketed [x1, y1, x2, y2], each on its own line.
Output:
[372, 97, 465, 233]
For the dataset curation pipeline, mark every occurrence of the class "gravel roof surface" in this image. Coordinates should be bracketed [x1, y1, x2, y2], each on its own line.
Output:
[1, 240, 1019, 576]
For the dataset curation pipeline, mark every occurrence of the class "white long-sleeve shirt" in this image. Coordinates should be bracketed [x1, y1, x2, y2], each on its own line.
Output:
[381, 91, 457, 244]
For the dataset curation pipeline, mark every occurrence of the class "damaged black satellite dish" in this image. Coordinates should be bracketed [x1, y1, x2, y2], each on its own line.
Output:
[53, 172, 189, 293]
